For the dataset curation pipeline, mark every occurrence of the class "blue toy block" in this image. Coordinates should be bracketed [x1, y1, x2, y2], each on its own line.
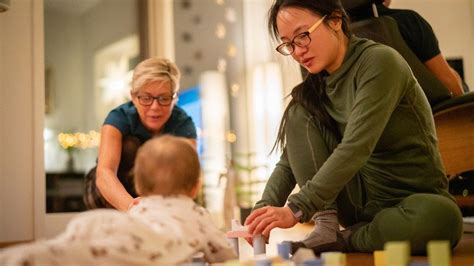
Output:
[277, 242, 291, 260]
[303, 258, 324, 266]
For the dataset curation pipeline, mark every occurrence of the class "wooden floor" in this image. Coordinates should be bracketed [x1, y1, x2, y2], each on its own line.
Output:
[2, 224, 473, 265]
[237, 224, 474, 266]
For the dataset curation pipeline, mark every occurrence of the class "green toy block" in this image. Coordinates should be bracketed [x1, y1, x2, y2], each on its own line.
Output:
[384, 241, 410, 266]
[427, 240, 451, 266]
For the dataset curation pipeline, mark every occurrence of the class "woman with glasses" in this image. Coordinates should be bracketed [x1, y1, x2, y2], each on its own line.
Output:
[244, 0, 462, 255]
[84, 57, 197, 211]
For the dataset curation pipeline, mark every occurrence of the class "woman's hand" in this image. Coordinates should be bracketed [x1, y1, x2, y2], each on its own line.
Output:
[96, 125, 134, 211]
[127, 197, 141, 210]
[244, 206, 299, 242]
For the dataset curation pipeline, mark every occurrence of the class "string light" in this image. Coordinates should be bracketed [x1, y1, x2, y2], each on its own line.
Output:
[226, 131, 237, 143]
[227, 44, 237, 58]
[231, 83, 240, 97]
[217, 58, 227, 72]
[225, 8, 236, 23]
[216, 23, 226, 39]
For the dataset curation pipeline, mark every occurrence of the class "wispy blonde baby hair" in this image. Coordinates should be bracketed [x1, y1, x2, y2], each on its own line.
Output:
[134, 135, 200, 196]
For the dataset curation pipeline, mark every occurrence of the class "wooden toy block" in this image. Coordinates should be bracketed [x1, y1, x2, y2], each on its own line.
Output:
[253, 234, 266, 255]
[427, 240, 451, 266]
[384, 241, 410, 266]
[233, 255, 286, 266]
[228, 237, 240, 257]
[374, 250, 387, 266]
[272, 261, 292, 266]
[292, 247, 317, 265]
[302, 258, 324, 266]
[254, 257, 272, 266]
[226, 231, 252, 238]
[257, 255, 284, 264]
[226, 219, 266, 257]
[408, 261, 428, 266]
[226, 219, 252, 238]
[277, 242, 291, 260]
[224, 260, 252, 266]
[320, 251, 346, 266]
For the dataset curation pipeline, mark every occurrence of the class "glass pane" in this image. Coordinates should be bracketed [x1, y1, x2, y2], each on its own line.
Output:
[44, 0, 141, 213]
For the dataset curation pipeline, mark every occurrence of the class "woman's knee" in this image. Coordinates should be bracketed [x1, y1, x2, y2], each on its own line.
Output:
[83, 167, 114, 209]
[400, 194, 463, 249]
[351, 193, 463, 254]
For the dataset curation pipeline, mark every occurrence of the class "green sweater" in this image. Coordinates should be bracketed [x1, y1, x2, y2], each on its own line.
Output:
[255, 36, 451, 222]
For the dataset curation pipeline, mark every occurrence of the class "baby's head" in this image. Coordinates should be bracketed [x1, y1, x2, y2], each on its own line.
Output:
[133, 135, 200, 198]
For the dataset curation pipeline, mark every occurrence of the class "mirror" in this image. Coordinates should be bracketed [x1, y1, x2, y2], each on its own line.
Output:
[43, 0, 300, 219]
[44, 0, 142, 212]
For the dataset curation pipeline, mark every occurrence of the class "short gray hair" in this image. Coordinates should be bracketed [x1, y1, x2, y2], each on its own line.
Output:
[131, 57, 181, 95]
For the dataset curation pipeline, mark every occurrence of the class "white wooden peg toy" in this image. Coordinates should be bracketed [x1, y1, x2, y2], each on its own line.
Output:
[226, 219, 266, 257]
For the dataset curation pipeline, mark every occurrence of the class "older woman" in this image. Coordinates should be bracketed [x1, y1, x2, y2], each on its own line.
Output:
[84, 58, 196, 211]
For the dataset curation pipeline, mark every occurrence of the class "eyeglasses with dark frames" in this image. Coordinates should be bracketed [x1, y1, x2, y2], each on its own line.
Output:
[276, 15, 327, 56]
[136, 93, 177, 106]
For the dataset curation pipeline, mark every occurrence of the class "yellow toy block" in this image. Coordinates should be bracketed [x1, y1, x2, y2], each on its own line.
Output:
[384, 241, 410, 266]
[427, 241, 451, 266]
[320, 251, 346, 266]
[374, 250, 387, 266]
[224, 260, 252, 266]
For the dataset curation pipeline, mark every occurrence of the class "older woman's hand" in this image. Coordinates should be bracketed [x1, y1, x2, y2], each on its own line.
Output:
[244, 206, 298, 242]
[127, 197, 141, 210]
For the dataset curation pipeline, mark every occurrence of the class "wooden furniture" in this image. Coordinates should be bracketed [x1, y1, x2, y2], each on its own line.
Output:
[46, 172, 86, 213]
[339, 0, 474, 214]
[435, 103, 474, 215]
[434, 103, 474, 177]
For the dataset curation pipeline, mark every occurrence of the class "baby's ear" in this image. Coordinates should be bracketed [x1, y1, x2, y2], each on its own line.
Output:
[189, 178, 202, 199]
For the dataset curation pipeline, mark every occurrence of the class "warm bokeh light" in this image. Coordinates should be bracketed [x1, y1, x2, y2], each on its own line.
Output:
[231, 83, 240, 97]
[226, 131, 237, 143]
[58, 130, 101, 150]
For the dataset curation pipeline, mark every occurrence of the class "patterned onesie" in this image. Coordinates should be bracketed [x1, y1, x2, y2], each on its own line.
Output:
[0, 195, 236, 265]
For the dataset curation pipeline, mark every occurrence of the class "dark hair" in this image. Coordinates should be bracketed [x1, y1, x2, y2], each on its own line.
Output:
[268, 0, 350, 152]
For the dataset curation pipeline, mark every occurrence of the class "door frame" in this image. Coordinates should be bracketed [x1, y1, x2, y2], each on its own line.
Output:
[34, 0, 175, 239]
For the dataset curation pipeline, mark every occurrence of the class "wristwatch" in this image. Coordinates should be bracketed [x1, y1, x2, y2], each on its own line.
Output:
[287, 202, 303, 220]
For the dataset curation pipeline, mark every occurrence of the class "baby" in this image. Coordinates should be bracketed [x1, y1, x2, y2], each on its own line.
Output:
[0, 135, 236, 265]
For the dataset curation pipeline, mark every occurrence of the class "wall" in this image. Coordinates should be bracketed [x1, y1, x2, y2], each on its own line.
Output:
[0, 0, 41, 242]
[173, 0, 248, 166]
[0, 0, 140, 241]
[44, 9, 85, 172]
[81, 0, 139, 131]
[44, 0, 139, 173]
[44, 10, 84, 134]
[171, 0, 303, 222]
[391, 0, 473, 91]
